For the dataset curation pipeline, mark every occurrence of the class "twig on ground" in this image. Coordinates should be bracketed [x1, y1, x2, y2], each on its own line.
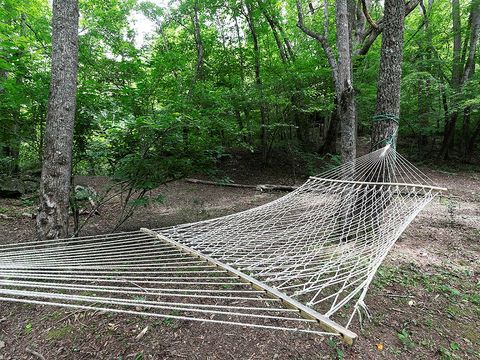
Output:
[26, 348, 46, 360]
[55, 309, 87, 324]
[136, 326, 149, 340]
[384, 292, 415, 299]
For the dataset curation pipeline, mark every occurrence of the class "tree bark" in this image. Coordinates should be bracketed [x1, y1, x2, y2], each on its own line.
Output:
[371, 0, 406, 151]
[36, 0, 79, 240]
[336, 0, 356, 162]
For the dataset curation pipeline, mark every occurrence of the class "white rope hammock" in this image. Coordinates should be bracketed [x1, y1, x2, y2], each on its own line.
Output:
[0, 145, 446, 345]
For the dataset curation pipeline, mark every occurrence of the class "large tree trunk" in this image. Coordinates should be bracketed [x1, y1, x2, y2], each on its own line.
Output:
[36, 0, 79, 240]
[336, 0, 356, 162]
[371, 0, 405, 151]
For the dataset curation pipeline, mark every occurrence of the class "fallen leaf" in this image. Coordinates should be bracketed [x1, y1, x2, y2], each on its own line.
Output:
[376, 343, 383, 351]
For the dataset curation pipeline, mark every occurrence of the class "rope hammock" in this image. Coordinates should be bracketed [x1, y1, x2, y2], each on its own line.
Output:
[0, 145, 447, 345]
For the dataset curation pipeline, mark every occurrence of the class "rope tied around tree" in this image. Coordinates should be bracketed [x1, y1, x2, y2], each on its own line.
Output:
[372, 113, 400, 125]
[372, 113, 400, 148]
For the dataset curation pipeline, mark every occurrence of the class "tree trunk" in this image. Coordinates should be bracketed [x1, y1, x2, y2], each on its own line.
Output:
[336, 0, 356, 162]
[321, 105, 339, 154]
[234, 13, 245, 82]
[440, 0, 480, 159]
[356, 0, 421, 56]
[466, 118, 480, 159]
[296, 0, 356, 162]
[371, 0, 405, 151]
[36, 0, 79, 240]
[462, 0, 480, 84]
[461, 1, 480, 158]
[259, 3, 288, 63]
[440, 0, 462, 159]
[245, 3, 268, 163]
[192, 0, 204, 81]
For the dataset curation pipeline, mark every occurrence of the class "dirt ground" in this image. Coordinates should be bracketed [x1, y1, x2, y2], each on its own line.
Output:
[0, 155, 479, 360]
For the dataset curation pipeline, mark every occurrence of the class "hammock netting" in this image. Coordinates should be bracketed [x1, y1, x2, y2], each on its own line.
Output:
[0, 145, 446, 344]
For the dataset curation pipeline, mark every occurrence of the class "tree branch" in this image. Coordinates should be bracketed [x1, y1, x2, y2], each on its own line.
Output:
[360, 0, 378, 30]
[355, 0, 421, 56]
[295, 0, 338, 76]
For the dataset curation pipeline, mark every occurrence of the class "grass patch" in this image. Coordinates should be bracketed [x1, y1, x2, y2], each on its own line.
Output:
[373, 264, 479, 312]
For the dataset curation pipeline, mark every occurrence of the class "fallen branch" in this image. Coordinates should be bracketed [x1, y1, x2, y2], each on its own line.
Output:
[185, 178, 256, 189]
[256, 184, 299, 192]
[384, 292, 415, 299]
[185, 178, 298, 192]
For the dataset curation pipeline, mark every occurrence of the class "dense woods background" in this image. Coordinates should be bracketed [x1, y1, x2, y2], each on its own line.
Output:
[1, 0, 479, 236]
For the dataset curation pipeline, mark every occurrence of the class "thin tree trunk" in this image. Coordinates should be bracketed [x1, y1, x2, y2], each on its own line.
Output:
[234, 13, 245, 82]
[192, 0, 204, 81]
[440, 0, 462, 159]
[371, 0, 406, 151]
[245, 3, 268, 163]
[259, 3, 288, 63]
[416, 0, 434, 150]
[36, 0, 79, 240]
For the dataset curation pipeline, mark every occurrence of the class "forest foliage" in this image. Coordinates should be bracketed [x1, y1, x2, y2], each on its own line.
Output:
[1, 0, 479, 190]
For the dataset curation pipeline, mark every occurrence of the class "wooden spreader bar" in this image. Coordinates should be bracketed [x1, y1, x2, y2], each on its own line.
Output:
[140, 228, 357, 345]
[309, 176, 448, 192]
